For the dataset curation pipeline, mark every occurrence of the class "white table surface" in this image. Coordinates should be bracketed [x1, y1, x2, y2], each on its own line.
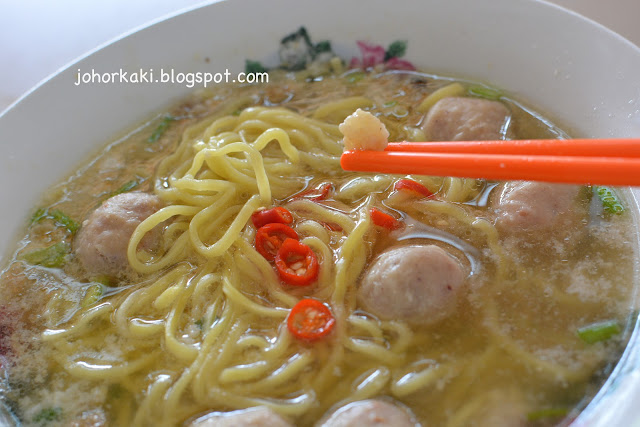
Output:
[1, 0, 640, 113]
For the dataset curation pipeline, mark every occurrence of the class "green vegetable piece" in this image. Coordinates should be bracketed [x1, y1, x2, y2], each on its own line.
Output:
[231, 109, 242, 116]
[111, 179, 140, 197]
[90, 275, 112, 286]
[148, 115, 175, 143]
[385, 40, 408, 60]
[468, 85, 503, 100]
[245, 60, 268, 75]
[33, 407, 62, 423]
[577, 320, 621, 344]
[31, 208, 48, 224]
[82, 283, 104, 307]
[383, 100, 397, 108]
[195, 318, 204, 330]
[49, 209, 80, 234]
[346, 71, 365, 83]
[31, 208, 79, 234]
[527, 407, 568, 421]
[594, 186, 625, 215]
[22, 242, 71, 268]
[314, 40, 332, 54]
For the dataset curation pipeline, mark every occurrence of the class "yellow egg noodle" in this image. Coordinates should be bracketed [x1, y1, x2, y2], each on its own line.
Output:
[35, 95, 607, 427]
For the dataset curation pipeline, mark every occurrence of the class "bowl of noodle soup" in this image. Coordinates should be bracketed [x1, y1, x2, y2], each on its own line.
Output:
[1, 0, 640, 426]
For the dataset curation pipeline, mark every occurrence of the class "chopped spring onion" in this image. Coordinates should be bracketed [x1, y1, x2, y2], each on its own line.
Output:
[594, 186, 625, 215]
[468, 85, 503, 100]
[148, 115, 176, 143]
[21, 242, 71, 268]
[111, 179, 142, 197]
[383, 100, 397, 108]
[577, 320, 621, 344]
[392, 105, 409, 118]
[81, 283, 104, 307]
[527, 407, 568, 421]
[32, 407, 62, 423]
[32, 208, 80, 234]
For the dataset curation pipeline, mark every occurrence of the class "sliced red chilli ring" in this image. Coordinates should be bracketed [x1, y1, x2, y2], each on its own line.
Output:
[274, 238, 319, 287]
[255, 223, 299, 261]
[251, 207, 293, 229]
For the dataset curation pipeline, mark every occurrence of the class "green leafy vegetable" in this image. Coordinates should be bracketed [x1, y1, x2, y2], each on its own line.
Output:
[385, 40, 408, 60]
[111, 179, 141, 197]
[90, 275, 112, 286]
[81, 283, 104, 307]
[594, 186, 625, 215]
[468, 85, 503, 100]
[33, 407, 62, 423]
[245, 59, 268, 75]
[577, 320, 621, 344]
[31, 208, 48, 223]
[527, 407, 568, 421]
[148, 115, 176, 143]
[22, 242, 71, 268]
[32, 208, 80, 234]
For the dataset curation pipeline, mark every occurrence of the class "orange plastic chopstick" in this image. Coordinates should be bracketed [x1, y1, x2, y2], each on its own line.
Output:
[340, 138, 640, 186]
[386, 139, 640, 157]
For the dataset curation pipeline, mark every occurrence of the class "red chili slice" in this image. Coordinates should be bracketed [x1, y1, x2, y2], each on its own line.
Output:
[251, 207, 293, 229]
[275, 238, 319, 286]
[287, 298, 335, 341]
[291, 183, 333, 202]
[255, 223, 299, 261]
[394, 179, 434, 198]
[370, 207, 401, 230]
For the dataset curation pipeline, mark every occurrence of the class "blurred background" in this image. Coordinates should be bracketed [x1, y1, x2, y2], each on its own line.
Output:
[1, 0, 639, 113]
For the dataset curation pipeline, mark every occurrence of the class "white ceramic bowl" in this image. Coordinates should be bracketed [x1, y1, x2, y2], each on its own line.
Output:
[1, 0, 639, 424]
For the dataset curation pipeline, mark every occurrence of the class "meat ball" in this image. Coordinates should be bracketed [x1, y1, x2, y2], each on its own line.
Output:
[358, 245, 465, 324]
[318, 399, 416, 427]
[494, 181, 581, 233]
[339, 109, 389, 151]
[189, 407, 293, 427]
[421, 97, 511, 141]
[75, 192, 162, 278]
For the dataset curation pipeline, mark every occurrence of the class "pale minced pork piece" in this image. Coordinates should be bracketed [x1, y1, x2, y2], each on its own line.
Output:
[75, 192, 162, 278]
[189, 407, 293, 427]
[358, 245, 465, 324]
[421, 97, 511, 141]
[339, 109, 389, 151]
[318, 399, 417, 427]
